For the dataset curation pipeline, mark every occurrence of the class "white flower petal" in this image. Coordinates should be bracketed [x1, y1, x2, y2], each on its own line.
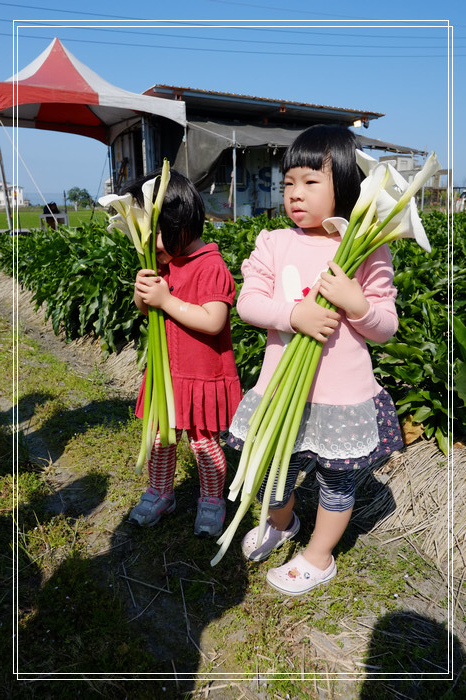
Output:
[130, 205, 151, 251]
[153, 159, 171, 216]
[352, 162, 388, 219]
[395, 199, 431, 253]
[98, 192, 133, 222]
[385, 163, 409, 198]
[355, 149, 378, 176]
[375, 189, 401, 226]
[396, 152, 441, 209]
[142, 176, 157, 216]
[322, 217, 349, 236]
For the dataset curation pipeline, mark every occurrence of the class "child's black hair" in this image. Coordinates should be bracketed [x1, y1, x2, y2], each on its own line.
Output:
[282, 125, 364, 219]
[121, 168, 205, 257]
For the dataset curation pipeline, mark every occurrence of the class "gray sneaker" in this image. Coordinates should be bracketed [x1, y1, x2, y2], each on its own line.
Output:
[194, 497, 226, 538]
[128, 488, 176, 527]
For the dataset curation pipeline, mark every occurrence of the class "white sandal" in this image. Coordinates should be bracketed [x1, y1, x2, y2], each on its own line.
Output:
[266, 553, 337, 596]
[241, 513, 300, 562]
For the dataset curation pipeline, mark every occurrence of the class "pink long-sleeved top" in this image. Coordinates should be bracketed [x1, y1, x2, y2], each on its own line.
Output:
[237, 227, 398, 406]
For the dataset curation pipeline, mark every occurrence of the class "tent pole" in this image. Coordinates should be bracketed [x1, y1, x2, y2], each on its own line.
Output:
[0, 146, 12, 230]
[232, 130, 237, 222]
[184, 126, 189, 178]
[107, 145, 113, 193]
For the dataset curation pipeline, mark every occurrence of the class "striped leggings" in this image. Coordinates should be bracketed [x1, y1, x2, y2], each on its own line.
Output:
[258, 454, 356, 513]
[147, 428, 226, 499]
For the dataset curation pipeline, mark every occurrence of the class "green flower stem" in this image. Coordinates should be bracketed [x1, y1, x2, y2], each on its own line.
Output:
[148, 306, 169, 446]
[245, 338, 306, 476]
[212, 434, 280, 566]
[274, 337, 323, 504]
[158, 309, 176, 439]
[212, 288, 337, 563]
[210, 488, 258, 566]
[243, 333, 311, 496]
[332, 214, 364, 267]
[135, 342, 154, 474]
[345, 228, 404, 279]
[255, 335, 314, 544]
[146, 386, 158, 461]
[228, 334, 303, 496]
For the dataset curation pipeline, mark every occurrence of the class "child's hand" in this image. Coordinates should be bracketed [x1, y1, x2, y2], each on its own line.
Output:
[134, 269, 171, 309]
[318, 262, 370, 320]
[290, 284, 341, 343]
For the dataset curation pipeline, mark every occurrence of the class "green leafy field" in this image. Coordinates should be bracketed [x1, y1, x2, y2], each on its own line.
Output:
[0, 211, 464, 452]
[0, 206, 107, 230]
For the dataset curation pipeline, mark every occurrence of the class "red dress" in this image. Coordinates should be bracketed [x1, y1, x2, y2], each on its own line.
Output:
[135, 242, 243, 432]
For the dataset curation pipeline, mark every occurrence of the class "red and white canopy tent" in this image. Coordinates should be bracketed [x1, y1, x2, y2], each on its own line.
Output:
[0, 37, 186, 143]
[0, 38, 186, 226]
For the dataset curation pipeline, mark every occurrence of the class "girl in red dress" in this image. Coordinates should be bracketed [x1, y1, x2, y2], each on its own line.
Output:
[127, 169, 242, 537]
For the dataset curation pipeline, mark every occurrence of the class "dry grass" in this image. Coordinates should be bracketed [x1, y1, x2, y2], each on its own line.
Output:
[353, 441, 465, 577]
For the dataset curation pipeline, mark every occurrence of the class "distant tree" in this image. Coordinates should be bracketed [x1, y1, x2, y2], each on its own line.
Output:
[67, 187, 93, 209]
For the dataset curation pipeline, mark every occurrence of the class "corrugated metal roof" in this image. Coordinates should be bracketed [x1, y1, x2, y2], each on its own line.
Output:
[147, 84, 383, 117]
[143, 84, 383, 126]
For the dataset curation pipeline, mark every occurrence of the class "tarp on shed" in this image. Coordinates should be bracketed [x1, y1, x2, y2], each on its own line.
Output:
[175, 120, 427, 188]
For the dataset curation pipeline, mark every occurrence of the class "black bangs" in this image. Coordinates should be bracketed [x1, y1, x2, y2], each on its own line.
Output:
[282, 125, 364, 219]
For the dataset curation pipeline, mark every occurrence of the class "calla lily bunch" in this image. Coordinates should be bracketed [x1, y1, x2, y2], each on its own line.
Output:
[99, 159, 176, 474]
[211, 151, 441, 566]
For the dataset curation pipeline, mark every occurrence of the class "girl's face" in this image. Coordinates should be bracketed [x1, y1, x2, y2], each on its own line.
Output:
[155, 231, 202, 267]
[283, 165, 336, 235]
[155, 232, 173, 266]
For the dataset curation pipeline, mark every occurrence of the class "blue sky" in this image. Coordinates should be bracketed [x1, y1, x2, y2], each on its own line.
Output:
[0, 1, 463, 206]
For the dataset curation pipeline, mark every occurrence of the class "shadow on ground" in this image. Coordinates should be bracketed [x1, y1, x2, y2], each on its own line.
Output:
[2, 415, 251, 699]
[359, 610, 465, 698]
[4, 392, 137, 468]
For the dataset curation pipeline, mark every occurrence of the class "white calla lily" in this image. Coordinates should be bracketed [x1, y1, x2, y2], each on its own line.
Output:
[107, 213, 129, 235]
[99, 159, 176, 472]
[376, 197, 431, 252]
[351, 162, 388, 220]
[142, 176, 157, 215]
[322, 217, 349, 237]
[397, 152, 441, 208]
[355, 148, 378, 176]
[379, 152, 441, 227]
[129, 203, 151, 253]
[374, 188, 402, 227]
[141, 176, 157, 247]
[384, 162, 410, 198]
[121, 208, 145, 256]
[152, 159, 171, 222]
[98, 192, 133, 218]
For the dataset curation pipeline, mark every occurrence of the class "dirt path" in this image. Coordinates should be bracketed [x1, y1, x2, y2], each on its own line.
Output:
[0, 271, 142, 397]
[0, 270, 144, 504]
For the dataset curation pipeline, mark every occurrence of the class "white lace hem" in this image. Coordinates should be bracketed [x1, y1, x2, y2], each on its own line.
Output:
[229, 389, 379, 459]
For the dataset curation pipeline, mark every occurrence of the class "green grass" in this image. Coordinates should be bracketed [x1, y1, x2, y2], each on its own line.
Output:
[1, 314, 464, 699]
[0, 206, 108, 230]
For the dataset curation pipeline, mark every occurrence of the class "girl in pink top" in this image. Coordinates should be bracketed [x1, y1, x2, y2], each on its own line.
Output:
[228, 125, 403, 595]
[128, 169, 242, 537]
